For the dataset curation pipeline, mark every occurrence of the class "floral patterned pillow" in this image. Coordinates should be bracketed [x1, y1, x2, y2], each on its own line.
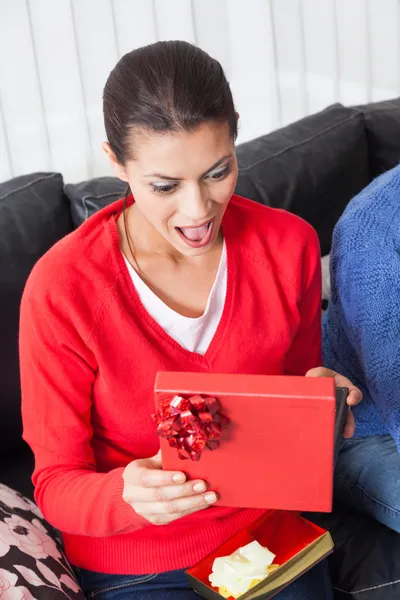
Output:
[0, 484, 85, 599]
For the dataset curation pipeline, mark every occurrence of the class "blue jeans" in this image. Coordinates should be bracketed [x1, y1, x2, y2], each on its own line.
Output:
[75, 561, 332, 599]
[335, 434, 400, 532]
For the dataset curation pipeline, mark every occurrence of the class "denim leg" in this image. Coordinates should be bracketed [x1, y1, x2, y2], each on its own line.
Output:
[75, 560, 332, 600]
[335, 434, 400, 533]
[75, 568, 198, 599]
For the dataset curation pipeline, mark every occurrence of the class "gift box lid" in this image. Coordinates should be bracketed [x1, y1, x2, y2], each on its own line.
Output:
[154, 373, 336, 512]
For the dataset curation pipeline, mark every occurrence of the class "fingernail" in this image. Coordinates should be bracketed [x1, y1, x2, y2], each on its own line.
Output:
[172, 473, 185, 483]
[193, 482, 206, 493]
[204, 492, 217, 504]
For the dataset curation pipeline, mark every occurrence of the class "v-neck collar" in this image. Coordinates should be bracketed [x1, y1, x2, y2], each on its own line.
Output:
[107, 202, 237, 365]
[123, 240, 226, 324]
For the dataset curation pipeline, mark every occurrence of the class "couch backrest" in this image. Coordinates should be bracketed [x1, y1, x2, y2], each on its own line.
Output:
[0, 173, 72, 461]
[362, 98, 400, 178]
[235, 104, 370, 257]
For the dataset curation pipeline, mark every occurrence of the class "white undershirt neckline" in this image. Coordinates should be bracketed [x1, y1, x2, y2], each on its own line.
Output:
[123, 242, 227, 355]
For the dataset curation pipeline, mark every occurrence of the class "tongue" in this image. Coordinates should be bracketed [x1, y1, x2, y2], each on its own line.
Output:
[180, 224, 209, 241]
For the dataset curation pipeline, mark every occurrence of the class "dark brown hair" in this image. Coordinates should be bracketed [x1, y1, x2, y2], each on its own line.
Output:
[103, 40, 237, 164]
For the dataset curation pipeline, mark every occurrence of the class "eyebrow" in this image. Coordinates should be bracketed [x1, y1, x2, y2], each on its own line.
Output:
[144, 154, 233, 181]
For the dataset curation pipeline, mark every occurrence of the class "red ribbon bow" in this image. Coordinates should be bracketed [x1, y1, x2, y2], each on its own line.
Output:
[153, 394, 230, 461]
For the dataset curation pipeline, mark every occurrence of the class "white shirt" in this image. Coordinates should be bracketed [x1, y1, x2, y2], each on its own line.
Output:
[123, 242, 227, 355]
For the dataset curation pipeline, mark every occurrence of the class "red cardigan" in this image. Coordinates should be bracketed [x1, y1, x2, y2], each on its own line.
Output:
[19, 194, 322, 574]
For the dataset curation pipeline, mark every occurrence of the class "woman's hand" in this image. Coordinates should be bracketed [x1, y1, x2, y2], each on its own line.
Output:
[306, 367, 362, 438]
[122, 450, 217, 525]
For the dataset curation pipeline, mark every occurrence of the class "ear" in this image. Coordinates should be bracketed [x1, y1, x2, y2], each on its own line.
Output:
[235, 111, 240, 122]
[102, 142, 129, 182]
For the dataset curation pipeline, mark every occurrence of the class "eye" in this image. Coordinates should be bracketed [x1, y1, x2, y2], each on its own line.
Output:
[150, 182, 178, 194]
[206, 165, 230, 181]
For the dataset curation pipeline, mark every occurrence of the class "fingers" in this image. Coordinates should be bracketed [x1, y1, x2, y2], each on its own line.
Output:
[147, 449, 162, 469]
[124, 459, 186, 488]
[122, 455, 217, 526]
[305, 367, 332, 378]
[127, 479, 208, 503]
[138, 467, 186, 488]
[330, 373, 362, 407]
[344, 386, 363, 407]
[138, 467, 186, 487]
[305, 367, 363, 407]
[133, 490, 218, 519]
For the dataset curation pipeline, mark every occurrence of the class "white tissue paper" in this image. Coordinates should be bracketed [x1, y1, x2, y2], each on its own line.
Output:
[209, 541, 276, 597]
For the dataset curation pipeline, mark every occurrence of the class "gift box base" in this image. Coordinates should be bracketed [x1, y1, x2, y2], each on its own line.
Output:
[186, 511, 334, 600]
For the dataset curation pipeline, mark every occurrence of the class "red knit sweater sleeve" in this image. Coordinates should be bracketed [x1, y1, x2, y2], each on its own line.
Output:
[284, 225, 323, 375]
[19, 268, 148, 537]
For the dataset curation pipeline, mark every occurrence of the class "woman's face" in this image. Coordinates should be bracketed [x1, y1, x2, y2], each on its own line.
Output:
[106, 121, 238, 257]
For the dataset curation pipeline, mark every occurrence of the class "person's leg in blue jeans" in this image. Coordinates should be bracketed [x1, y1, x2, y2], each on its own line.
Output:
[335, 434, 400, 532]
[75, 560, 333, 599]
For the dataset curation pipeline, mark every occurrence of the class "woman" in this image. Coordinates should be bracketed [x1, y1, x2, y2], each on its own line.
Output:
[20, 41, 360, 600]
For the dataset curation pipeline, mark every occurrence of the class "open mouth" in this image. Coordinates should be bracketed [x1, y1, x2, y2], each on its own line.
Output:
[175, 218, 214, 248]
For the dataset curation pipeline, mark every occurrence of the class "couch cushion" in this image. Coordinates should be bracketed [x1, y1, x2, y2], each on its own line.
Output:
[307, 501, 400, 600]
[235, 104, 369, 256]
[362, 98, 400, 179]
[0, 173, 72, 461]
[0, 484, 84, 599]
[65, 177, 126, 228]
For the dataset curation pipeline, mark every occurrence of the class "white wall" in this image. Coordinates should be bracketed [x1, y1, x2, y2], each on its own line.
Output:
[1, 0, 400, 183]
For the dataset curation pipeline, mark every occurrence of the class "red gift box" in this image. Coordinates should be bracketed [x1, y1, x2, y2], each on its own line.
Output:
[186, 510, 334, 599]
[154, 372, 336, 512]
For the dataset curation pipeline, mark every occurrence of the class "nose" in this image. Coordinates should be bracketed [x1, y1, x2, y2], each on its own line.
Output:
[180, 184, 210, 223]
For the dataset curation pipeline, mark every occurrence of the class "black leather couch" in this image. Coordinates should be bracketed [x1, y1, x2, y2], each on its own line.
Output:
[1, 101, 400, 599]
